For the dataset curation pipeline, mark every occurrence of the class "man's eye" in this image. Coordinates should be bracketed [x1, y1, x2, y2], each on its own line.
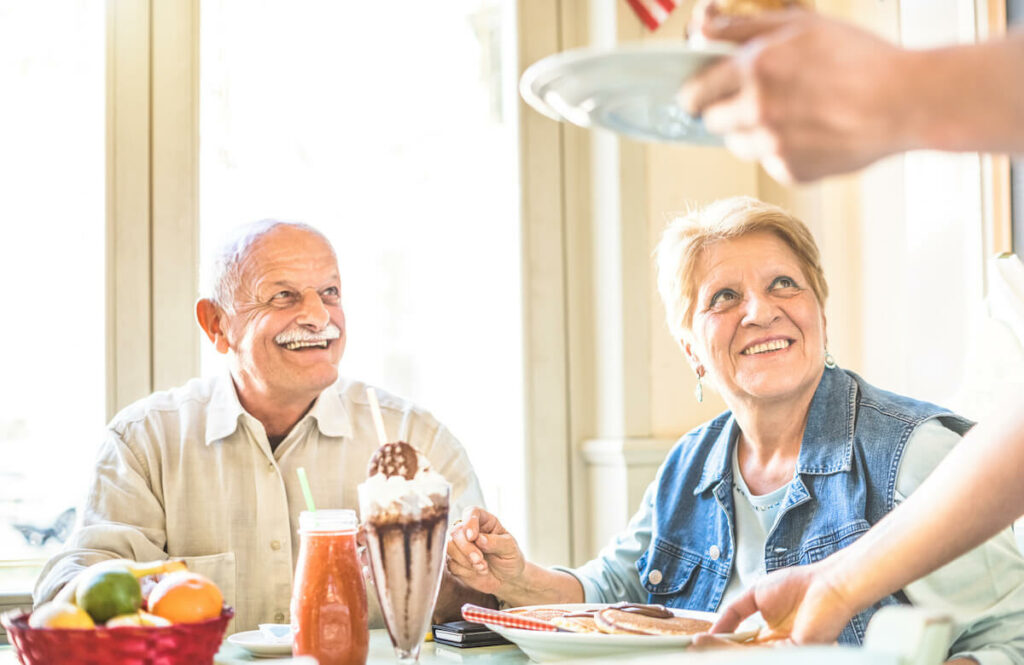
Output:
[271, 290, 295, 302]
[771, 276, 799, 290]
[322, 287, 340, 298]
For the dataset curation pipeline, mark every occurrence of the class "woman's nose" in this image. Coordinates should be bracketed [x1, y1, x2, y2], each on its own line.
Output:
[296, 289, 330, 329]
[741, 292, 779, 327]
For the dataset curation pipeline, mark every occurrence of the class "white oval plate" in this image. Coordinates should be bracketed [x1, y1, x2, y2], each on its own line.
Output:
[484, 603, 757, 662]
[226, 629, 294, 657]
[519, 41, 735, 145]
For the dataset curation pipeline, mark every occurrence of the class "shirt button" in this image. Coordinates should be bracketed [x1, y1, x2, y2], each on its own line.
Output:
[267, 462, 275, 472]
[274, 611, 286, 622]
[709, 545, 721, 560]
[271, 539, 282, 551]
[648, 569, 663, 585]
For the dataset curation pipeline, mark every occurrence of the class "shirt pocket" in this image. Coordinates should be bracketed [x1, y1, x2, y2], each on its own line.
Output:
[636, 538, 708, 602]
[797, 519, 871, 564]
[181, 551, 237, 610]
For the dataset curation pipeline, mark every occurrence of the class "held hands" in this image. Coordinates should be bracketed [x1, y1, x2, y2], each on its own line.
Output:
[446, 506, 526, 596]
[679, 9, 917, 183]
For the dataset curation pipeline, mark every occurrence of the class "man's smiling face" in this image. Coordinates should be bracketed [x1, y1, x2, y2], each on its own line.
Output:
[219, 225, 346, 405]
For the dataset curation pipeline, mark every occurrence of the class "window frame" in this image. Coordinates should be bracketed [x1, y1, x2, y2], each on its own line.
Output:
[114, 0, 581, 563]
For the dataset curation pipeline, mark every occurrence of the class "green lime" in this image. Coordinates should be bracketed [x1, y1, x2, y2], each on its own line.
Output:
[75, 567, 143, 624]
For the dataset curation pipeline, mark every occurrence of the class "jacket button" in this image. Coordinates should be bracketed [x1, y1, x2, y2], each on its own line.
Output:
[709, 545, 721, 560]
[648, 569, 663, 585]
[271, 539, 282, 551]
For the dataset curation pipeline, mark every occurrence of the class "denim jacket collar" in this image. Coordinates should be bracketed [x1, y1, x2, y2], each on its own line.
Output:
[693, 367, 855, 495]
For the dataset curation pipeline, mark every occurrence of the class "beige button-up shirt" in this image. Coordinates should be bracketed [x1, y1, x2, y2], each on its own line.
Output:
[35, 374, 484, 632]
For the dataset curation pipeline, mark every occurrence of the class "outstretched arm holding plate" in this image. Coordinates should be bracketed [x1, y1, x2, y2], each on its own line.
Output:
[679, 7, 1024, 183]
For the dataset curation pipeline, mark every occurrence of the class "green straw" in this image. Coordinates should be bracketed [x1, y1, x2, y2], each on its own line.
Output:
[296, 467, 317, 512]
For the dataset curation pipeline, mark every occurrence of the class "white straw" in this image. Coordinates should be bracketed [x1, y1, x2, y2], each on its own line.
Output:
[366, 387, 389, 446]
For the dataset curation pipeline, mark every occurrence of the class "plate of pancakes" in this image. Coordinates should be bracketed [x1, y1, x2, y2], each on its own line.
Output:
[488, 603, 758, 661]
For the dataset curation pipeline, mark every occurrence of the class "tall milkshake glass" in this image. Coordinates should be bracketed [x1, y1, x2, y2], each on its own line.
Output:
[358, 471, 450, 664]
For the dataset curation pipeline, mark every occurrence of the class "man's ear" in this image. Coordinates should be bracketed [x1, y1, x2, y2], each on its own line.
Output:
[196, 299, 231, 354]
[681, 339, 705, 377]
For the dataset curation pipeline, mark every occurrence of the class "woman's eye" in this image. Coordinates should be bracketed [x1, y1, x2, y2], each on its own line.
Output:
[710, 289, 738, 307]
[771, 276, 798, 290]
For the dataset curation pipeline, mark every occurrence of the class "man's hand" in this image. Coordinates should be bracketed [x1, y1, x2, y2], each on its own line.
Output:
[445, 506, 526, 597]
[679, 11, 918, 183]
[710, 561, 856, 644]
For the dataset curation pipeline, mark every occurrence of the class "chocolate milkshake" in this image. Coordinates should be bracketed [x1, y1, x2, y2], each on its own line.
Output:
[359, 443, 450, 664]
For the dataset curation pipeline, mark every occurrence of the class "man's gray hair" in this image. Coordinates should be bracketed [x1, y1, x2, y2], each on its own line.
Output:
[203, 219, 334, 311]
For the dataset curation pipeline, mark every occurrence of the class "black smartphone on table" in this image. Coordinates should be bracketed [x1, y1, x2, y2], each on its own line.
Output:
[432, 620, 512, 648]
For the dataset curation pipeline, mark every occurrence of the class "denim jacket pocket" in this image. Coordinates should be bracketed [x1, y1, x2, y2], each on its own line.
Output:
[636, 538, 702, 596]
[798, 519, 871, 564]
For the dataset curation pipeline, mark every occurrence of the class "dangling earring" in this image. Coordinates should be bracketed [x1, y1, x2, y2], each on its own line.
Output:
[824, 348, 837, 369]
[694, 373, 703, 403]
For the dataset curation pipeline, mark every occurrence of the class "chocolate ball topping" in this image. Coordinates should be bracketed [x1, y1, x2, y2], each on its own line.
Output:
[367, 441, 420, 480]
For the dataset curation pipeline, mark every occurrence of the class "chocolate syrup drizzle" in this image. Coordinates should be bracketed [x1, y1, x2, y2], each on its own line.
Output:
[564, 602, 673, 619]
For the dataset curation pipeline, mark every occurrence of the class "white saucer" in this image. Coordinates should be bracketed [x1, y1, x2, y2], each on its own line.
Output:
[227, 629, 294, 657]
[519, 41, 734, 144]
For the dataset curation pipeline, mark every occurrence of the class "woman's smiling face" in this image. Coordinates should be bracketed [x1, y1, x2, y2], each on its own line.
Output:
[687, 231, 827, 406]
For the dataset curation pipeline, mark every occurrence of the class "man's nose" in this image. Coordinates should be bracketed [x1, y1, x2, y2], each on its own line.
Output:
[296, 290, 330, 329]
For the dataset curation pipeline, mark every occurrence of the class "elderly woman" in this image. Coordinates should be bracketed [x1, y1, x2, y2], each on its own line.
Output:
[447, 196, 1024, 662]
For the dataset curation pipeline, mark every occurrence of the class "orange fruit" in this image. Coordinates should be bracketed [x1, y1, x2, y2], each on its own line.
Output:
[147, 572, 223, 623]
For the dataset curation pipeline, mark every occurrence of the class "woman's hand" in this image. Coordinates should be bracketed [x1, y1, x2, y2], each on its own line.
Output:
[711, 560, 857, 644]
[446, 506, 526, 597]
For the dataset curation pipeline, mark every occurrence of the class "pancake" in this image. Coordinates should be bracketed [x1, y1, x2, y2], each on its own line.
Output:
[595, 608, 713, 636]
[551, 615, 601, 633]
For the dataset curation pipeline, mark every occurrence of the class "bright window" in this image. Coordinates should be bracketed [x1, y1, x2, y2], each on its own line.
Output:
[0, 1, 106, 589]
[199, 1, 525, 535]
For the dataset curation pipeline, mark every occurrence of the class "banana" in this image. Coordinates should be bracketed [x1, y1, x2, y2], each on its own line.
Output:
[54, 559, 188, 606]
[127, 560, 187, 578]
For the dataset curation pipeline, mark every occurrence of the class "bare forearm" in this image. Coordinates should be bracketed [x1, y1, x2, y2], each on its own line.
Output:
[825, 404, 1024, 611]
[495, 563, 585, 607]
[905, 30, 1024, 154]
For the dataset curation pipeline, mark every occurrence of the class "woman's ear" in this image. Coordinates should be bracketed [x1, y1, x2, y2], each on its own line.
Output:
[681, 340, 705, 377]
[196, 299, 231, 354]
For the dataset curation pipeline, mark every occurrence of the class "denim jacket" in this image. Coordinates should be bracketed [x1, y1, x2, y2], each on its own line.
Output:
[633, 367, 972, 644]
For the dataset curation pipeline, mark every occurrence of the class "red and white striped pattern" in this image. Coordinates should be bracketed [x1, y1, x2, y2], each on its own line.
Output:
[626, 0, 679, 30]
[461, 604, 561, 632]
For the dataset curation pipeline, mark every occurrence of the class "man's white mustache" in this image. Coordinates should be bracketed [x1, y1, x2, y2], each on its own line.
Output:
[274, 324, 343, 346]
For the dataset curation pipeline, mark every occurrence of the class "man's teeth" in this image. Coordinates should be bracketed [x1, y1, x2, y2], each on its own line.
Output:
[282, 340, 329, 350]
[742, 339, 792, 355]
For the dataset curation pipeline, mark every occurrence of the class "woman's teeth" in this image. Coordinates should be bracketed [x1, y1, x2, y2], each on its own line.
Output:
[742, 339, 791, 355]
[282, 340, 329, 350]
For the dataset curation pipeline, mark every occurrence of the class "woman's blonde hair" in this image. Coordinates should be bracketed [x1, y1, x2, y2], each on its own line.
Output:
[655, 196, 828, 341]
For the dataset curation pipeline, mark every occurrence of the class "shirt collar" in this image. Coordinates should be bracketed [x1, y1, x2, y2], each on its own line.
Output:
[204, 372, 247, 445]
[204, 373, 355, 444]
[693, 366, 854, 493]
[305, 381, 354, 439]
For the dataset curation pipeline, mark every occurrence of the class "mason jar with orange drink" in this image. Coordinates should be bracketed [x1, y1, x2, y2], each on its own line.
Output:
[291, 509, 369, 665]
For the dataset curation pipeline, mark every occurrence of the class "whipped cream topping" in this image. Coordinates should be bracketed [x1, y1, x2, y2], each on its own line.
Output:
[359, 467, 449, 518]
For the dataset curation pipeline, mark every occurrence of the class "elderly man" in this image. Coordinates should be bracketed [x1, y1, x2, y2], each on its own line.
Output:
[35, 220, 489, 631]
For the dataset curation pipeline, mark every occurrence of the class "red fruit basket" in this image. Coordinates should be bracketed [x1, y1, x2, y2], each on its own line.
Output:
[1, 606, 234, 665]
